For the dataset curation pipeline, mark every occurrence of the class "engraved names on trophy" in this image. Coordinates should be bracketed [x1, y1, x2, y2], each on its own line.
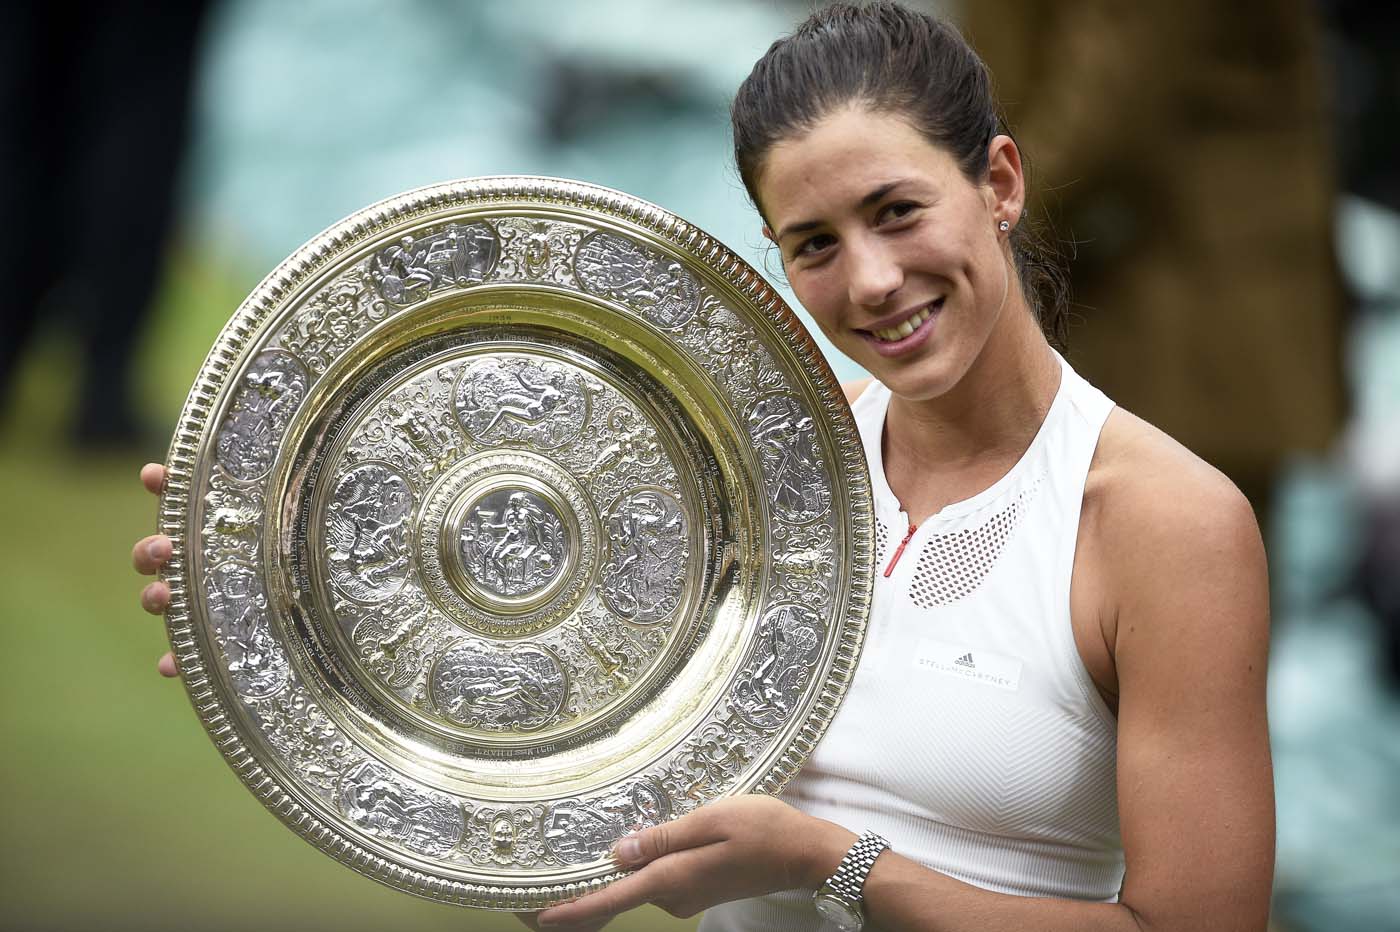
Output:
[326, 462, 414, 604]
[573, 230, 700, 330]
[454, 356, 589, 450]
[337, 760, 464, 858]
[370, 222, 500, 306]
[429, 639, 568, 732]
[215, 350, 309, 483]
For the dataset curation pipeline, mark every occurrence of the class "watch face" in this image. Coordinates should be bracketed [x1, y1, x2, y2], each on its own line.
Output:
[814, 893, 863, 931]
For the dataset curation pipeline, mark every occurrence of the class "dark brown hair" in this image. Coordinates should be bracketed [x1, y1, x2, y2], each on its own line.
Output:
[731, 1, 1068, 347]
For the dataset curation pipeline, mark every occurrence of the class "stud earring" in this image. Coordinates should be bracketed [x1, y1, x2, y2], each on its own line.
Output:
[998, 219, 1010, 232]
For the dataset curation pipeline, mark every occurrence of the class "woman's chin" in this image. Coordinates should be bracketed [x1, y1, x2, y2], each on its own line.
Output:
[866, 347, 973, 403]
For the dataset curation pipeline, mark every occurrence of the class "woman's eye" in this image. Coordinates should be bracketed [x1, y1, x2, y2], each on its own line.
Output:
[795, 234, 836, 257]
[878, 201, 918, 223]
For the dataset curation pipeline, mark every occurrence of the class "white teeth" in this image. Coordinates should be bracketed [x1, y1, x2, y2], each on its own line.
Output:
[872, 305, 934, 342]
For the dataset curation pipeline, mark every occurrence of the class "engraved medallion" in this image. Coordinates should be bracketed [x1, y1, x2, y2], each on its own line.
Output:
[159, 177, 874, 909]
[457, 487, 567, 599]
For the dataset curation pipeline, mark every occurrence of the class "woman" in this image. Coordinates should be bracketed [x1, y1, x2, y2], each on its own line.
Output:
[132, 4, 1274, 929]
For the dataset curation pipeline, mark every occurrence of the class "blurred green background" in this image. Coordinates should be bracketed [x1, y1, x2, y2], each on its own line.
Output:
[4, 2, 1400, 930]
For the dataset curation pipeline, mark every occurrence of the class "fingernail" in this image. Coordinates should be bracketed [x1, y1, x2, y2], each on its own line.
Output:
[148, 540, 166, 561]
[616, 836, 641, 862]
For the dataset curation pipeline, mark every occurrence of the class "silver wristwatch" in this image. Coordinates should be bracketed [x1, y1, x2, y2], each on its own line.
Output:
[812, 830, 890, 931]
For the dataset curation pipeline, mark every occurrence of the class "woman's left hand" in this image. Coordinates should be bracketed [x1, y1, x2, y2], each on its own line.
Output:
[536, 795, 853, 928]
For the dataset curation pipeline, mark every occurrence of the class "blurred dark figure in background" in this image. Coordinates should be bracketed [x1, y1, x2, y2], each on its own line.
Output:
[0, 2, 209, 449]
[963, 0, 1346, 525]
[1324, 0, 1400, 686]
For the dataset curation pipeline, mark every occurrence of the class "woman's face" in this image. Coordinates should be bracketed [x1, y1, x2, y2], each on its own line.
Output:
[757, 106, 1023, 402]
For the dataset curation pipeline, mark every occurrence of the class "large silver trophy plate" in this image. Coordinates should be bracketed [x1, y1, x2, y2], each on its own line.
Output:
[159, 177, 874, 908]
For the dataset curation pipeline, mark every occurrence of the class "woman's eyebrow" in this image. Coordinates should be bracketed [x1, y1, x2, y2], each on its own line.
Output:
[775, 179, 911, 241]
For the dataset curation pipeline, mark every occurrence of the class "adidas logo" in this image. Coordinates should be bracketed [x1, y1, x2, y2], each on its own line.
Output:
[954, 652, 975, 668]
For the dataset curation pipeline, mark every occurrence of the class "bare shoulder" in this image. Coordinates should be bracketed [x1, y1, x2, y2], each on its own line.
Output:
[1088, 407, 1261, 560]
[841, 378, 873, 405]
[1084, 407, 1267, 647]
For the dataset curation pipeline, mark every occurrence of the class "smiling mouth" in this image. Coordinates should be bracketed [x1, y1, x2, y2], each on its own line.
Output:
[867, 300, 941, 343]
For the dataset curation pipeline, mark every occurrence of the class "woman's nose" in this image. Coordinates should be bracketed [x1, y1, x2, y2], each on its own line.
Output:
[844, 238, 903, 308]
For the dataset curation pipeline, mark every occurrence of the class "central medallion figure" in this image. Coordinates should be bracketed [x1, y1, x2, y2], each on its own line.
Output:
[459, 488, 568, 599]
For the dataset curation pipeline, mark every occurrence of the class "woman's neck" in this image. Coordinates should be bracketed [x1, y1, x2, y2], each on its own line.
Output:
[882, 300, 1060, 521]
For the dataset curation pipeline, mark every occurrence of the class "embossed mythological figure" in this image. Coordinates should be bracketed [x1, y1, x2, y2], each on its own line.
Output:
[337, 761, 463, 857]
[459, 490, 566, 598]
[747, 395, 830, 523]
[455, 357, 588, 448]
[430, 641, 567, 731]
[207, 561, 289, 699]
[602, 489, 687, 623]
[573, 231, 700, 329]
[215, 351, 309, 482]
[370, 222, 500, 305]
[733, 604, 822, 730]
[326, 464, 413, 603]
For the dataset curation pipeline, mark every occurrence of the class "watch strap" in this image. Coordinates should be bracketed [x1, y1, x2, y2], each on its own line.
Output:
[823, 830, 889, 901]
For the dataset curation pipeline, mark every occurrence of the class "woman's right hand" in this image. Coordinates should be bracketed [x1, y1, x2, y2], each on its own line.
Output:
[132, 462, 178, 677]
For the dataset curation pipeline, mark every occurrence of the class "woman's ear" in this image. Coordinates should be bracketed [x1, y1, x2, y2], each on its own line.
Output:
[761, 224, 776, 244]
[985, 134, 1026, 228]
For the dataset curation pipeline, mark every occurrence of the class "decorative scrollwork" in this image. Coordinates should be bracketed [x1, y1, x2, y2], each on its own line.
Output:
[277, 269, 390, 376]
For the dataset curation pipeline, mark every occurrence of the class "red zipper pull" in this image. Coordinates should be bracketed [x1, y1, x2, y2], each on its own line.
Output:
[883, 522, 918, 577]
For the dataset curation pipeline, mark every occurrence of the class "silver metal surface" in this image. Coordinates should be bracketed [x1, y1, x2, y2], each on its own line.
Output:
[159, 176, 874, 909]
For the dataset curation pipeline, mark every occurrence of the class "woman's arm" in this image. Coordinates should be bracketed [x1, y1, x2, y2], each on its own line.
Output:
[539, 417, 1274, 931]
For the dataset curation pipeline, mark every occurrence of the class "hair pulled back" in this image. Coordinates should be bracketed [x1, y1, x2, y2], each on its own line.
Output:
[731, 1, 1068, 348]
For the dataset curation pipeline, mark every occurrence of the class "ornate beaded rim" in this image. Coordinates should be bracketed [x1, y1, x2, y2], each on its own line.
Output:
[158, 176, 875, 908]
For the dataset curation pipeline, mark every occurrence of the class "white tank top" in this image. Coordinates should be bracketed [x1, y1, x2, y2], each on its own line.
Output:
[701, 354, 1123, 931]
